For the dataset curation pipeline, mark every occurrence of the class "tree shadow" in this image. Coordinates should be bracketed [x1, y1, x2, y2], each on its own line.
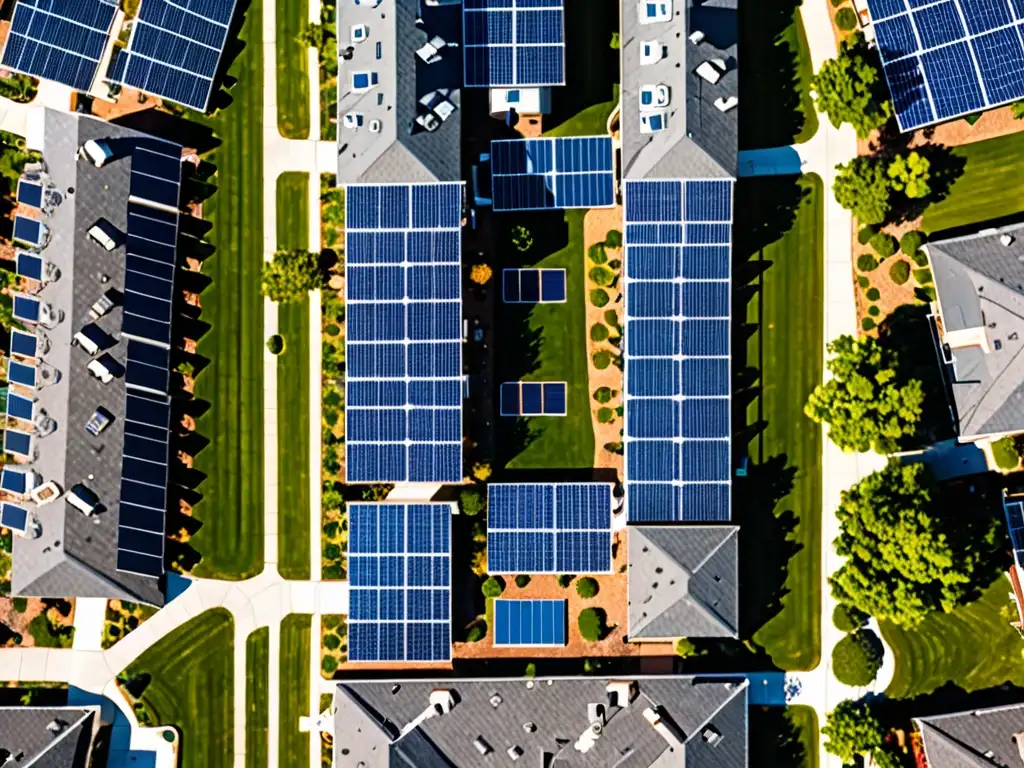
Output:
[749, 706, 810, 767]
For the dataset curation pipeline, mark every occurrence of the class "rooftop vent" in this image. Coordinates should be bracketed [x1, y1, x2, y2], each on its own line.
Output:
[702, 725, 723, 746]
[640, 40, 664, 65]
[1002, 234, 1016, 247]
[472, 737, 492, 755]
[489, 693, 503, 708]
[507, 745, 523, 761]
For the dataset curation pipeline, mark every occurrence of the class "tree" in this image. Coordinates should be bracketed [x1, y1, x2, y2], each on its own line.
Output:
[578, 608, 608, 642]
[511, 225, 533, 252]
[804, 335, 924, 454]
[472, 462, 492, 482]
[888, 151, 932, 199]
[833, 603, 868, 633]
[675, 637, 698, 658]
[869, 231, 897, 259]
[481, 576, 504, 598]
[810, 33, 892, 137]
[831, 629, 884, 685]
[470, 264, 493, 285]
[822, 699, 885, 764]
[460, 489, 484, 516]
[576, 577, 599, 598]
[829, 461, 1000, 627]
[1013, 100, 1024, 120]
[833, 156, 892, 225]
[261, 249, 322, 303]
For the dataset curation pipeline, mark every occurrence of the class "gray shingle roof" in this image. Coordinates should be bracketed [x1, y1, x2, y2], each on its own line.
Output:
[335, 676, 748, 768]
[926, 223, 1024, 438]
[915, 703, 1024, 767]
[0, 706, 98, 768]
[620, 0, 738, 180]
[628, 526, 738, 639]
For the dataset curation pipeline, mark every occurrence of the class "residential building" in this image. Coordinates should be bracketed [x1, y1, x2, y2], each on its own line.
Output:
[0, 705, 101, 767]
[915, 702, 1024, 767]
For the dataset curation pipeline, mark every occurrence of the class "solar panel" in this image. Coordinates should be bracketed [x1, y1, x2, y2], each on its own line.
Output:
[16, 252, 43, 281]
[0, 502, 28, 533]
[348, 503, 452, 663]
[12, 295, 39, 324]
[6, 393, 34, 421]
[345, 184, 464, 484]
[1, 0, 117, 91]
[0, 468, 28, 495]
[494, 599, 567, 646]
[121, 202, 178, 349]
[464, 0, 565, 87]
[8, 361, 35, 388]
[129, 147, 183, 212]
[623, 179, 732, 523]
[16, 179, 42, 208]
[4, 429, 32, 458]
[502, 268, 567, 303]
[487, 483, 612, 573]
[10, 329, 37, 358]
[869, 0, 1024, 130]
[125, 340, 171, 396]
[499, 381, 566, 416]
[13, 215, 43, 247]
[490, 137, 615, 211]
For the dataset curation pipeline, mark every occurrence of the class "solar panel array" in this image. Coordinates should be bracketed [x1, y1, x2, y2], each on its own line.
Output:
[494, 598, 567, 646]
[1, 0, 118, 91]
[0, 502, 28, 533]
[1006, 499, 1024, 566]
[348, 503, 452, 663]
[12, 294, 39, 324]
[502, 268, 566, 303]
[344, 183, 464, 484]
[4, 429, 32, 458]
[491, 137, 615, 211]
[623, 179, 732, 523]
[10, 330, 37, 359]
[16, 252, 43, 282]
[487, 483, 612, 573]
[107, 0, 238, 111]
[13, 215, 43, 247]
[869, 0, 1024, 130]
[17, 179, 43, 209]
[464, 0, 565, 87]
[0, 468, 28, 495]
[499, 381, 566, 416]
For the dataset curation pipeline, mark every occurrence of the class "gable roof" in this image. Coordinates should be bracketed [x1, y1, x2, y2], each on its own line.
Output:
[628, 526, 739, 639]
[0, 706, 98, 768]
[927, 223, 1024, 438]
[915, 703, 1024, 767]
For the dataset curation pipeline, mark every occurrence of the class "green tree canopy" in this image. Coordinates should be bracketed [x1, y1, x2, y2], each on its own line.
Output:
[831, 629, 884, 686]
[833, 156, 892, 225]
[804, 335, 924, 454]
[830, 461, 1000, 627]
[810, 33, 892, 137]
[822, 700, 885, 764]
[261, 249, 322, 303]
[888, 151, 932, 199]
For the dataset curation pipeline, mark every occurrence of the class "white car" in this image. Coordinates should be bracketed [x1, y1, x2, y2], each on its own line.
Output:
[87, 221, 118, 251]
[79, 139, 114, 167]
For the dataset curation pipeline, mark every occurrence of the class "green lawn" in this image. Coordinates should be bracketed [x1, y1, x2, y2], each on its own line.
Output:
[121, 609, 234, 768]
[882, 577, 1024, 698]
[505, 210, 595, 470]
[276, 0, 310, 138]
[280, 614, 311, 768]
[923, 130, 1024, 234]
[276, 172, 311, 580]
[189, 0, 265, 579]
[745, 175, 825, 671]
[789, 10, 818, 144]
[245, 628, 269, 768]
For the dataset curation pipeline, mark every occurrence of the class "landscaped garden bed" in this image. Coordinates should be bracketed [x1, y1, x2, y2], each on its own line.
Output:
[102, 599, 157, 649]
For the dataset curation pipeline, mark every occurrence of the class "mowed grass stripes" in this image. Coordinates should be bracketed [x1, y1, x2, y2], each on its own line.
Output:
[276, 0, 310, 138]
[122, 609, 234, 768]
[245, 627, 269, 768]
[277, 172, 311, 580]
[279, 613, 311, 768]
[189, 0, 265, 579]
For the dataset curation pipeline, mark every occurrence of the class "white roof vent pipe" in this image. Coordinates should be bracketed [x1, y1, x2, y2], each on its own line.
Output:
[1001, 234, 1015, 247]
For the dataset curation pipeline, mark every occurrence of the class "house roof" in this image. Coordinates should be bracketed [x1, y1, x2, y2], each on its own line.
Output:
[336, 0, 462, 184]
[334, 675, 748, 768]
[620, 0, 738, 180]
[628, 526, 739, 639]
[0, 706, 98, 768]
[915, 702, 1024, 767]
[9, 108, 178, 605]
[927, 223, 1024, 438]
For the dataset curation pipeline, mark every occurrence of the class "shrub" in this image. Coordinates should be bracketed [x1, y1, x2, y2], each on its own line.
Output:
[323, 614, 341, 629]
[861, 317, 876, 331]
[856, 253, 878, 272]
[323, 521, 339, 538]
[835, 7, 857, 29]
[900, 230, 925, 256]
[831, 629, 884, 686]
[869, 232, 897, 259]
[324, 323, 340, 337]
[868, 305, 880, 317]
[992, 437, 1020, 471]
[889, 259, 911, 285]
[470, 264, 493, 285]
[576, 577, 599, 598]
[578, 608, 609, 642]
[481, 576, 505, 598]
[324, 390, 342, 407]
[914, 268, 932, 285]
[590, 323, 609, 342]
[460, 489, 484, 517]
[323, 633, 341, 650]
[833, 603, 869, 632]
[557, 574, 574, 588]
[605, 229, 623, 248]
[593, 387, 613, 403]
[322, 565, 343, 579]
[597, 407, 615, 423]
[11, 597, 27, 613]
[857, 225, 878, 245]
[593, 351, 612, 369]
[675, 637, 698, 658]
[322, 655, 338, 675]
[514, 574, 530, 588]
[865, 287, 880, 301]
[857, 276, 870, 288]
[267, 335, 284, 355]
[604, 309, 619, 328]
[589, 266, 614, 286]
[323, 543, 341, 560]
[466, 622, 486, 642]
[588, 243, 608, 264]
[911, 249, 929, 267]
[511, 225, 533, 252]
[915, 285, 937, 302]
[590, 289, 609, 307]
[525, 662, 537, 678]
[472, 462, 492, 481]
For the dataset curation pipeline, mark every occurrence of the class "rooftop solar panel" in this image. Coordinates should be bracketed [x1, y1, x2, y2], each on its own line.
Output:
[464, 0, 565, 87]
[0, 502, 28, 533]
[868, 0, 1024, 130]
[494, 599, 567, 646]
[4, 429, 32, 458]
[487, 483, 612, 574]
[13, 215, 43, 247]
[0, 468, 28, 495]
[348, 503, 452, 663]
[624, 179, 732, 523]
[106, 0, 238, 111]
[6, 392, 34, 421]
[10, 329, 37, 359]
[490, 137, 615, 211]
[16, 179, 42, 209]
[15, 252, 43, 282]
[1, 0, 117, 91]
[345, 184, 464, 484]
[502, 268, 567, 303]
[499, 381, 567, 416]
[8, 361, 35, 388]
